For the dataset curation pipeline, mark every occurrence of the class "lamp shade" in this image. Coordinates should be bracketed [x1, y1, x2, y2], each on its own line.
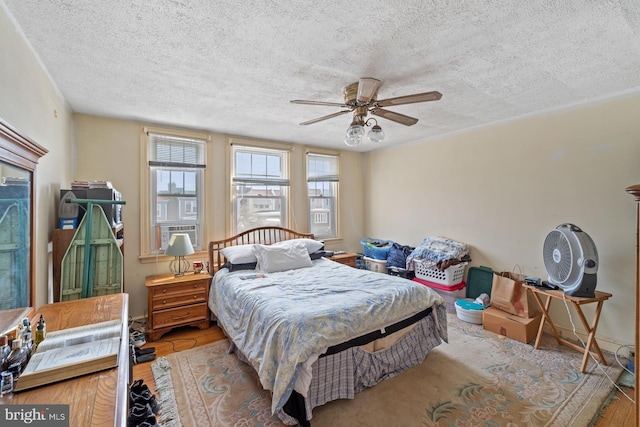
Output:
[165, 233, 195, 256]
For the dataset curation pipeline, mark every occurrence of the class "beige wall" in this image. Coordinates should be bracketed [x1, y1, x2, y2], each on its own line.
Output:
[0, 5, 73, 308]
[364, 95, 640, 352]
[73, 115, 365, 318]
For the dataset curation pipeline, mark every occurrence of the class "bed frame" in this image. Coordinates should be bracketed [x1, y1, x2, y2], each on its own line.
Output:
[207, 226, 314, 275]
[207, 226, 445, 426]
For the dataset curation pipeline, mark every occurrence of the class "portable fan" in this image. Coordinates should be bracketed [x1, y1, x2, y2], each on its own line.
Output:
[542, 223, 598, 297]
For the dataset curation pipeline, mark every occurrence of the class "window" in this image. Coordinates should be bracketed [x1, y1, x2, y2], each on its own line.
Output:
[231, 144, 289, 234]
[307, 152, 339, 239]
[146, 132, 206, 253]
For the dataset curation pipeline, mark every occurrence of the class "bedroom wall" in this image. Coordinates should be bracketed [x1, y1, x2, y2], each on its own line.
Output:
[364, 94, 640, 352]
[73, 114, 365, 318]
[0, 5, 74, 308]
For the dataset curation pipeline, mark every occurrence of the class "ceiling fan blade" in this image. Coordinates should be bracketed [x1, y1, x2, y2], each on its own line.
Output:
[356, 78, 381, 103]
[371, 108, 419, 126]
[291, 100, 349, 108]
[299, 110, 351, 125]
[375, 91, 442, 107]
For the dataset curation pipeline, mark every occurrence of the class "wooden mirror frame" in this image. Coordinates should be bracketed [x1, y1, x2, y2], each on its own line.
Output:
[0, 118, 48, 331]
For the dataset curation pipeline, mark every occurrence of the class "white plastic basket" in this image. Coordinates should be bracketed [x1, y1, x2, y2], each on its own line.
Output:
[414, 260, 466, 286]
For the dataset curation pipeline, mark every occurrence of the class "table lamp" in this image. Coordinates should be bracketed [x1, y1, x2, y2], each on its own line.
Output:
[165, 233, 194, 276]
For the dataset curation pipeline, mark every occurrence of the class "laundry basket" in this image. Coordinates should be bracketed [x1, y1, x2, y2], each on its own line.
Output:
[414, 260, 466, 286]
[360, 238, 392, 260]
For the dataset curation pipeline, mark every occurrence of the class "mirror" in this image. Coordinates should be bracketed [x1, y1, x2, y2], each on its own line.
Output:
[0, 119, 47, 334]
[0, 162, 31, 309]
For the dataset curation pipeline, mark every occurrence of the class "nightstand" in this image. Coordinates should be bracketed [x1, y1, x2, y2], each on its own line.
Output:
[326, 252, 358, 268]
[145, 272, 212, 341]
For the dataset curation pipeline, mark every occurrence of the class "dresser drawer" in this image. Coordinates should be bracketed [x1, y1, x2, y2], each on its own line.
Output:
[152, 291, 207, 310]
[151, 303, 209, 329]
[338, 257, 357, 267]
[151, 279, 208, 298]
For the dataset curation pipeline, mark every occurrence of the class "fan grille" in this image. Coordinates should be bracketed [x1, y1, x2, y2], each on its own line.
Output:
[543, 230, 572, 283]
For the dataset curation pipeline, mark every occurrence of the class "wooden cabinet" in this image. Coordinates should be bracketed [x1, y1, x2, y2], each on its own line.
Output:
[0, 294, 130, 427]
[625, 184, 640, 426]
[326, 253, 357, 268]
[145, 272, 211, 341]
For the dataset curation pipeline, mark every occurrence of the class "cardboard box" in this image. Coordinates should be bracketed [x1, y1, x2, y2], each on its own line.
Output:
[482, 307, 542, 344]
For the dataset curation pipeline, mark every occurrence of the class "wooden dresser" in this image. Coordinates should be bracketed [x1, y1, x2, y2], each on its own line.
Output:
[326, 252, 358, 268]
[0, 293, 129, 427]
[145, 272, 211, 341]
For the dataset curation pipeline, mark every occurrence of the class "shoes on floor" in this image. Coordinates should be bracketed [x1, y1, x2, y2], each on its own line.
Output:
[127, 402, 154, 427]
[130, 345, 157, 364]
[135, 346, 155, 355]
[130, 379, 159, 415]
[129, 328, 146, 348]
[136, 416, 159, 427]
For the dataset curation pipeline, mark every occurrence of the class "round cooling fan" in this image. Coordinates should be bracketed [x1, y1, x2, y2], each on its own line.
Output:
[542, 223, 598, 297]
[543, 228, 573, 284]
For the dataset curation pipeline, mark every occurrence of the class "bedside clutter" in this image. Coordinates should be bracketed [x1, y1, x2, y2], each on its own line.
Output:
[482, 307, 542, 344]
[413, 278, 466, 313]
[413, 264, 543, 345]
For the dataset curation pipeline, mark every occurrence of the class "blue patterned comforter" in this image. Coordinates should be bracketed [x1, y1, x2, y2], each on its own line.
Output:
[208, 257, 447, 415]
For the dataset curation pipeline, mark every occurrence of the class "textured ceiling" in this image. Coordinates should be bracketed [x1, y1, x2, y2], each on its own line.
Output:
[3, 0, 640, 152]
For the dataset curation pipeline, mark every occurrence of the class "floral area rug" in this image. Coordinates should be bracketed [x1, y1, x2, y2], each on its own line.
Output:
[151, 316, 622, 427]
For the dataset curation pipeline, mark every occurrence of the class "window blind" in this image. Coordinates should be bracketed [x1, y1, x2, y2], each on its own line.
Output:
[148, 133, 206, 168]
[307, 153, 339, 182]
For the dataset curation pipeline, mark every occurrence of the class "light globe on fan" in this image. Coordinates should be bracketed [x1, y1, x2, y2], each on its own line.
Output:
[542, 223, 598, 297]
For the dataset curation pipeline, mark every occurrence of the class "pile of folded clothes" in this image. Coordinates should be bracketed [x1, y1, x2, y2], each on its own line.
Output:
[406, 236, 470, 271]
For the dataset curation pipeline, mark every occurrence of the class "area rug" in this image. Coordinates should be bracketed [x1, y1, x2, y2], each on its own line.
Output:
[151, 317, 622, 426]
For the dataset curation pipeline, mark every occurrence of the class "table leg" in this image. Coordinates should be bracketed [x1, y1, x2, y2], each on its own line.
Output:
[531, 292, 547, 349]
[572, 300, 607, 372]
[532, 292, 563, 348]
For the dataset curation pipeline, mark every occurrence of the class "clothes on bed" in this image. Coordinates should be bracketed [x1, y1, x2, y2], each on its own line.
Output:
[208, 257, 447, 415]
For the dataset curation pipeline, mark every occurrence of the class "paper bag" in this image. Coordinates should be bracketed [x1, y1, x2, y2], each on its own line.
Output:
[490, 271, 540, 318]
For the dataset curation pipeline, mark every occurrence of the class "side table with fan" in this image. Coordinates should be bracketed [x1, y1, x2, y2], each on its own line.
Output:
[526, 223, 612, 373]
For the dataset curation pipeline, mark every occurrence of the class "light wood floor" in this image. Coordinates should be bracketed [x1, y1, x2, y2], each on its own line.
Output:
[131, 323, 634, 426]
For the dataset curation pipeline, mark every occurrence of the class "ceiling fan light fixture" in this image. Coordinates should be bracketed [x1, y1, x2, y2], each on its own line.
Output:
[346, 123, 364, 138]
[344, 135, 362, 146]
[345, 115, 365, 145]
[368, 124, 385, 143]
[292, 77, 441, 146]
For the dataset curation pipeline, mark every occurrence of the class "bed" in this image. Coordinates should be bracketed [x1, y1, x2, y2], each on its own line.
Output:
[207, 226, 448, 426]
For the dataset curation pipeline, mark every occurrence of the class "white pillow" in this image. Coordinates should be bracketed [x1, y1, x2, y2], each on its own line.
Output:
[253, 242, 313, 273]
[220, 244, 257, 264]
[272, 238, 323, 254]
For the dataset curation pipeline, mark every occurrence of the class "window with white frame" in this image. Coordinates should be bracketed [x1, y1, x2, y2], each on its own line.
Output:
[231, 144, 289, 234]
[307, 152, 339, 239]
[147, 132, 206, 253]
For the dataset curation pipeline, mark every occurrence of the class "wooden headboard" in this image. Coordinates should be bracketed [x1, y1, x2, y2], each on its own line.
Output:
[207, 226, 314, 274]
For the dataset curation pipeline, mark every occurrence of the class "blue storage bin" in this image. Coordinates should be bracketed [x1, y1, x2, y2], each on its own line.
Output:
[360, 238, 392, 260]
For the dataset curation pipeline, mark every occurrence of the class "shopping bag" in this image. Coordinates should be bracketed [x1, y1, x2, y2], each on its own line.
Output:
[490, 270, 540, 318]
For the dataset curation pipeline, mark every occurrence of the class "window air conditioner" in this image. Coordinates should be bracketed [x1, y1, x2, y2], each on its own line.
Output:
[160, 225, 197, 251]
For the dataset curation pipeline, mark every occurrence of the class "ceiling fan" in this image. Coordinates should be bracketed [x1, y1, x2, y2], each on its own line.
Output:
[291, 77, 442, 146]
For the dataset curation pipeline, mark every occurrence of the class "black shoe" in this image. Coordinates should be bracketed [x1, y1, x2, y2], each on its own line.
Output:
[130, 380, 159, 414]
[132, 351, 157, 364]
[137, 415, 159, 427]
[127, 402, 153, 427]
[135, 347, 155, 356]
